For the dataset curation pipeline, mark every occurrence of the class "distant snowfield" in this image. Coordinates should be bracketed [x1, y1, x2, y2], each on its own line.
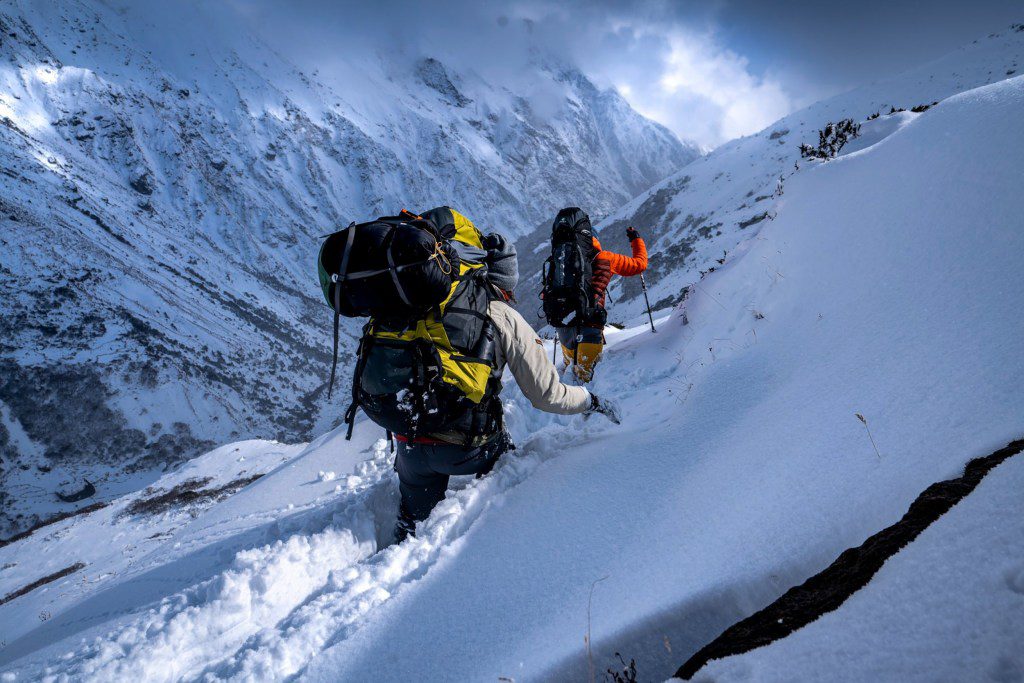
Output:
[2, 63, 1023, 683]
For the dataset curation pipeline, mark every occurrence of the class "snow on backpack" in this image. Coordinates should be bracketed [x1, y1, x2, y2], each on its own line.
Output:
[317, 207, 503, 444]
[541, 207, 599, 329]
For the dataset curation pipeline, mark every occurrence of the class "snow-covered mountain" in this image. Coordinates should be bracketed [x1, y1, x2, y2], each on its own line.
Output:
[0, 0, 699, 537]
[1, 25, 1022, 682]
[515, 24, 1024, 326]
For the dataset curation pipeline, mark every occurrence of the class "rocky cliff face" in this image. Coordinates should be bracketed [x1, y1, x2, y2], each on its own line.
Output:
[0, 0, 699, 536]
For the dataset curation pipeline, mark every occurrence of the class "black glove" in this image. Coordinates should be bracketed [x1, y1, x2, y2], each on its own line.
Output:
[626, 227, 640, 241]
[585, 393, 621, 425]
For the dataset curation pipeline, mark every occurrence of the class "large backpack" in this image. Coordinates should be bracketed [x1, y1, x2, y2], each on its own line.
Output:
[318, 208, 502, 444]
[541, 208, 600, 329]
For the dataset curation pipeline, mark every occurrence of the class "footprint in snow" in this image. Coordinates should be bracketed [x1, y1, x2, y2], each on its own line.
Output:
[1004, 565, 1024, 596]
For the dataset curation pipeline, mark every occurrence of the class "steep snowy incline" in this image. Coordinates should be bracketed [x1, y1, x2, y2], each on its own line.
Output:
[514, 24, 1024, 327]
[2, 69, 1021, 681]
[298, 75, 1024, 680]
[0, 0, 697, 538]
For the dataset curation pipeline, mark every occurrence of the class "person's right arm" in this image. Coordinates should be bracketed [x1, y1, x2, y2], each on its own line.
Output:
[488, 301, 591, 414]
[605, 231, 648, 276]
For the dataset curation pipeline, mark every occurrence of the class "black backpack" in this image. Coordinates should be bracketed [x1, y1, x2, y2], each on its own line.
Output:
[317, 208, 503, 445]
[542, 208, 598, 328]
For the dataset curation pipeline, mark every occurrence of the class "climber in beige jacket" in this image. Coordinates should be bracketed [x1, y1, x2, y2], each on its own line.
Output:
[392, 233, 620, 541]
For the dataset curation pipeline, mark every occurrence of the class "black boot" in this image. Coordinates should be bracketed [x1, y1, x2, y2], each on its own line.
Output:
[393, 505, 417, 544]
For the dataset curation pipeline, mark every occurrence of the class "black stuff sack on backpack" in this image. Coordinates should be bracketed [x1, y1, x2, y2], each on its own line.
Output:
[317, 213, 460, 322]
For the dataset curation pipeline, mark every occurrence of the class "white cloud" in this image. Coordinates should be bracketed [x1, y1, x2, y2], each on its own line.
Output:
[585, 25, 793, 147]
[659, 32, 792, 141]
[229, 0, 798, 148]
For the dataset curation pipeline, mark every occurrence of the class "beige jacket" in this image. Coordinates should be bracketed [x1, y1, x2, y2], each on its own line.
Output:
[488, 300, 591, 414]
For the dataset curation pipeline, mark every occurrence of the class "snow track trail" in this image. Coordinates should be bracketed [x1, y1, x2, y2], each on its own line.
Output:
[1, 395, 611, 681]
[200, 431, 586, 681]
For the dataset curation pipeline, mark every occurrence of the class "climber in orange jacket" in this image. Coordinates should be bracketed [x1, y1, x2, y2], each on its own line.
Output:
[558, 225, 648, 381]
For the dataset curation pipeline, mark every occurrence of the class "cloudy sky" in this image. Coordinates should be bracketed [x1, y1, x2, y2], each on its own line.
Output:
[235, 0, 1022, 147]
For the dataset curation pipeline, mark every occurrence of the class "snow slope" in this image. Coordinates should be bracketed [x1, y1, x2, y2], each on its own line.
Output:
[0, 0, 698, 537]
[514, 24, 1024, 327]
[698, 454, 1024, 682]
[2, 51, 1022, 682]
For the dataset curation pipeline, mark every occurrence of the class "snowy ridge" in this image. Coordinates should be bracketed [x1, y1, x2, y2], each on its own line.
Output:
[1, 52, 1022, 681]
[0, 0, 698, 537]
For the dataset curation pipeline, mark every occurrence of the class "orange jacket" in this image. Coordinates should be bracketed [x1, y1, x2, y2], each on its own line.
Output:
[591, 236, 647, 307]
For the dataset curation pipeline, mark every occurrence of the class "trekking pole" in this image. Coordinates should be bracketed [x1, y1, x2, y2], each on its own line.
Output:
[639, 273, 657, 333]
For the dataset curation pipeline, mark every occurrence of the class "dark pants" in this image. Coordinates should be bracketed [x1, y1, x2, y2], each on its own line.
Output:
[555, 325, 605, 348]
[395, 432, 513, 528]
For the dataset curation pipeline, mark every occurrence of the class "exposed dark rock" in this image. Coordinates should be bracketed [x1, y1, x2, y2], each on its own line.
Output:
[417, 58, 472, 107]
[675, 438, 1024, 680]
[738, 213, 768, 230]
[56, 480, 96, 502]
[122, 473, 264, 517]
[129, 171, 153, 195]
[0, 562, 86, 606]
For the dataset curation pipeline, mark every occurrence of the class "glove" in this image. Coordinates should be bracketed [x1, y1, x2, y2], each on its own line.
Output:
[626, 227, 640, 241]
[585, 392, 621, 425]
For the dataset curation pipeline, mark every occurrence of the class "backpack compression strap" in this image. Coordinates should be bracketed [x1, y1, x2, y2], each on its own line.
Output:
[383, 226, 413, 308]
[327, 226, 356, 399]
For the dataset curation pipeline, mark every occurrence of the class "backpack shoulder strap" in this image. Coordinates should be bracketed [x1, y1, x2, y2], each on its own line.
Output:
[344, 321, 375, 440]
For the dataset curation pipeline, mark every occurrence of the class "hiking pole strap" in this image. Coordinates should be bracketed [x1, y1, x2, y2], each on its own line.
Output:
[329, 307, 340, 398]
[344, 327, 372, 441]
[344, 403, 357, 440]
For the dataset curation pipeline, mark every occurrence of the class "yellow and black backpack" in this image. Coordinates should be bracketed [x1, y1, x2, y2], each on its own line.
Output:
[317, 207, 503, 445]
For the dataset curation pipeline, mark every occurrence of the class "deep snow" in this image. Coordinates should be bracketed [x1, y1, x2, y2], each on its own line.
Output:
[1, 63, 1022, 682]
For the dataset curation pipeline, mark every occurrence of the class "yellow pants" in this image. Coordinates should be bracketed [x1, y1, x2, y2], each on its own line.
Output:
[556, 326, 605, 383]
[560, 342, 603, 382]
